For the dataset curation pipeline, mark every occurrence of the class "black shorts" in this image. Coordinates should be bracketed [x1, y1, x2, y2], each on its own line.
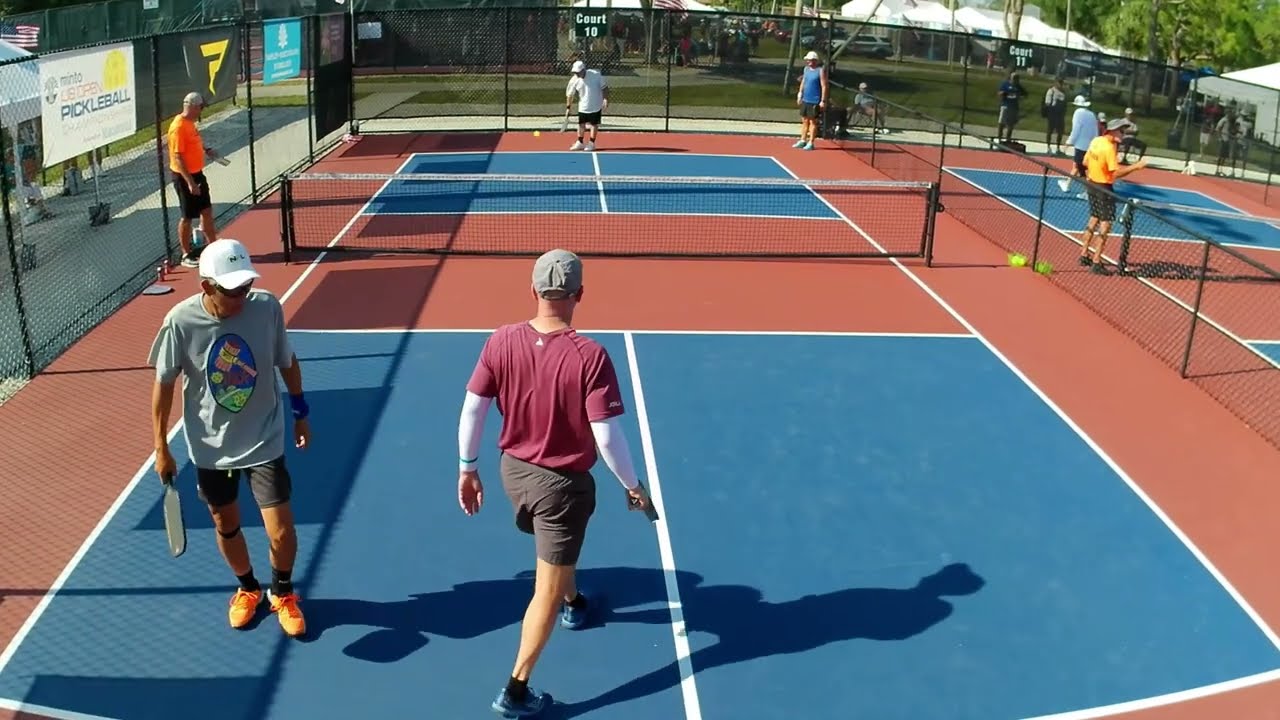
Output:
[1047, 114, 1065, 133]
[500, 452, 596, 566]
[577, 110, 602, 126]
[1087, 183, 1116, 223]
[1073, 148, 1088, 176]
[172, 171, 211, 220]
[800, 102, 821, 119]
[197, 456, 292, 509]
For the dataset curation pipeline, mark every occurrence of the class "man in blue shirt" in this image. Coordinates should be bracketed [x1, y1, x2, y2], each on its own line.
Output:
[996, 71, 1025, 143]
[793, 50, 828, 151]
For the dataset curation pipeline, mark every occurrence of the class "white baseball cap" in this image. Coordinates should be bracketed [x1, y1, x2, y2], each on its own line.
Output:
[198, 238, 260, 290]
[571, 60, 585, 73]
[804, 51, 819, 61]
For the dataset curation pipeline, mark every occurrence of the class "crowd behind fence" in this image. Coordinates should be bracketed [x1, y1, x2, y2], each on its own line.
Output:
[3, 5, 1278, 453]
[843, 93, 1280, 451]
[1, 12, 353, 399]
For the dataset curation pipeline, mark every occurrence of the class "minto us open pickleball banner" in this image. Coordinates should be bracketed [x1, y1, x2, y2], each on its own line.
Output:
[39, 41, 137, 168]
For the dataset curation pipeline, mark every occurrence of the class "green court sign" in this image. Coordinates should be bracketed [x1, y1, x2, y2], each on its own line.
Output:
[1008, 42, 1038, 69]
[574, 10, 608, 39]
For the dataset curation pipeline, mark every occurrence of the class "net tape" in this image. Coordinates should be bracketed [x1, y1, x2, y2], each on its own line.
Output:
[286, 172, 935, 190]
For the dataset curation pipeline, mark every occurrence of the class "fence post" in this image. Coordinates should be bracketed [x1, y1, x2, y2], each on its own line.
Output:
[1030, 166, 1048, 267]
[243, 22, 260, 202]
[306, 17, 316, 160]
[958, 37, 969, 135]
[150, 35, 173, 263]
[664, 13, 673, 133]
[503, 8, 511, 133]
[1179, 239, 1212, 378]
[0, 122, 38, 378]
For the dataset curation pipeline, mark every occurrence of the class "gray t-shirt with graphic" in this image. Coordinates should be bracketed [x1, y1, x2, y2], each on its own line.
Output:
[147, 290, 295, 470]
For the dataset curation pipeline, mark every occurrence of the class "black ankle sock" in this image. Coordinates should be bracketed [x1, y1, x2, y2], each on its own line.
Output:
[237, 571, 260, 592]
[506, 676, 528, 701]
[271, 568, 293, 597]
[567, 592, 587, 610]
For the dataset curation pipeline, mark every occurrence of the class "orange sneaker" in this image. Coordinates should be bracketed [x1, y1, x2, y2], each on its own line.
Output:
[228, 588, 263, 629]
[269, 591, 306, 637]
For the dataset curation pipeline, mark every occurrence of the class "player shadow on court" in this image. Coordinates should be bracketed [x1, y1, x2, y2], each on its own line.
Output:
[552, 562, 986, 718]
[293, 566, 689, 663]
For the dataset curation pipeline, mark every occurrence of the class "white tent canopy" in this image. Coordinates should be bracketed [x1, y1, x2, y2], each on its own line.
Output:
[570, 0, 721, 9]
[0, 39, 40, 126]
[1195, 63, 1280, 143]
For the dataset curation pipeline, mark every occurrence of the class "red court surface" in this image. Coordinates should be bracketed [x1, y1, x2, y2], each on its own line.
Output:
[3, 130, 1280, 719]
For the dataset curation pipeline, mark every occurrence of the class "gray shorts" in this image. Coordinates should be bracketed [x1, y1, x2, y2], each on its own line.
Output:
[196, 455, 291, 509]
[500, 453, 597, 566]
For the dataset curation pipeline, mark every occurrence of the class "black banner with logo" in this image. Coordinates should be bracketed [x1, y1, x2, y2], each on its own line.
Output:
[312, 13, 352, 140]
[132, 24, 242, 130]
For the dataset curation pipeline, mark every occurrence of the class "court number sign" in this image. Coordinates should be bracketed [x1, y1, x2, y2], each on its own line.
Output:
[1008, 42, 1037, 69]
[574, 11, 608, 39]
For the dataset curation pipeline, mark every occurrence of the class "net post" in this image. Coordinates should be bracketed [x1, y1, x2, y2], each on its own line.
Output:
[1179, 238, 1213, 378]
[1030, 166, 1048, 267]
[1116, 199, 1137, 275]
[869, 103, 878, 166]
[0, 119, 37, 378]
[923, 182, 940, 266]
[151, 34, 174, 263]
[243, 21, 260, 202]
[280, 175, 294, 264]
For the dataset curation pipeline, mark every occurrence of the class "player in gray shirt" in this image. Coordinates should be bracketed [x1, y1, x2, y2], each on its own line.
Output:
[147, 238, 311, 638]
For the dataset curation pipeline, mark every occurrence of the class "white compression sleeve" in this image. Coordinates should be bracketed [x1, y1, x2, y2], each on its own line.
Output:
[457, 391, 493, 471]
[591, 416, 641, 491]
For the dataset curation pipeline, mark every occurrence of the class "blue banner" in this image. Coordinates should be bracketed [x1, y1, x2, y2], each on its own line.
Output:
[262, 18, 302, 85]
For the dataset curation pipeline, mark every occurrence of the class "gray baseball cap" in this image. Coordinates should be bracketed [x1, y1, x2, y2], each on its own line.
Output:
[532, 249, 583, 299]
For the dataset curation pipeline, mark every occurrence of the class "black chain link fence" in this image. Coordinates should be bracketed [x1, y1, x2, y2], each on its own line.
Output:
[0, 13, 352, 402]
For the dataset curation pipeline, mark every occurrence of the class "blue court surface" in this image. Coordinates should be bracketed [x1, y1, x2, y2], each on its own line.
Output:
[1252, 340, 1280, 366]
[947, 167, 1280, 251]
[363, 151, 844, 220]
[2, 329, 1280, 720]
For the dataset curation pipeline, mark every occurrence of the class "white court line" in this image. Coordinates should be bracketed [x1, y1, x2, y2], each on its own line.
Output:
[591, 152, 609, 213]
[405, 149, 784, 160]
[285, 328, 976, 339]
[0, 698, 118, 720]
[777, 156, 1280, 656]
[0, 153, 421, 711]
[1017, 667, 1280, 720]
[623, 332, 704, 720]
[1247, 339, 1280, 346]
[358, 209, 847, 222]
[945, 167, 1280, 373]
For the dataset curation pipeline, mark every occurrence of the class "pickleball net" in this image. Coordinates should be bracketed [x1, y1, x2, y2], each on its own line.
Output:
[280, 172, 940, 260]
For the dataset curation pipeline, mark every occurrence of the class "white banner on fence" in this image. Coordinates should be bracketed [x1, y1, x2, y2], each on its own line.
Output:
[38, 42, 138, 168]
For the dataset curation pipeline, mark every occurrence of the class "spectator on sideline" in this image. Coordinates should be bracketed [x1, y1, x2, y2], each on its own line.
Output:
[996, 71, 1026, 143]
[1079, 118, 1148, 273]
[1058, 95, 1097, 194]
[1042, 79, 1067, 155]
[1118, 108, 1148, 164]
[853, 81, 883, 134]
[168, 92, 219, 268]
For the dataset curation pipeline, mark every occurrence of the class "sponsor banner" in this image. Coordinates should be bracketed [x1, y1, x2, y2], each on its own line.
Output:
[263, 18, 303, 85]
[39, 41, 138, 168]
[181, 27, 240, 105]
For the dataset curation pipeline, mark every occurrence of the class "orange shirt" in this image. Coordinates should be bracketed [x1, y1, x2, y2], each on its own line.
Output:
[1084, 134, 1119, 185]
[167, 114, 204, 175]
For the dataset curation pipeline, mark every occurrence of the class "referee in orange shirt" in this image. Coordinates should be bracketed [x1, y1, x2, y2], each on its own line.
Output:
[168, 92, 220, 268]
[1078, 117, 1147, 274]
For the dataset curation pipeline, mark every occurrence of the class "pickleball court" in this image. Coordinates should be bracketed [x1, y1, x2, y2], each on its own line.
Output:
[2, 143, 1279, 720]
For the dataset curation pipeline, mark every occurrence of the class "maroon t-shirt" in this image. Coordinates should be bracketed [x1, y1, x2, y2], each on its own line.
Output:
[467, 322, 625, 473]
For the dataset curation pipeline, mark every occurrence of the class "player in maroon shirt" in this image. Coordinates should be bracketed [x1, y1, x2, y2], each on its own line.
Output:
[456, 249, 653, 717]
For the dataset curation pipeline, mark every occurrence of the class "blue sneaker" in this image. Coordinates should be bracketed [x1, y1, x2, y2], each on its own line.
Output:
[802, 142, 815, 151]
[560, 593, 590, 630]
[792, 139, 806, 148]
[492, 687, 551, 717]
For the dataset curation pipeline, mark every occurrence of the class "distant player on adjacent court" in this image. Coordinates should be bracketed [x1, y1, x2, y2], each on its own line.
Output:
[148, 238, 311, 638]
[1078, 118, 1148, 273]
[455, 249, 653, 717]
[168, 91, 220, 268]
[566, 60, 609, 152]
[793, 50, 827, 150]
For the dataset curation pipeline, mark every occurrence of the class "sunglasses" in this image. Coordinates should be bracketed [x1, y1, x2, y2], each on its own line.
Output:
[215, 282, 253, 298]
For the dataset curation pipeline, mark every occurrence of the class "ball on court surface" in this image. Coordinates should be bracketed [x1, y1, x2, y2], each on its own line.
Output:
[1008, 253, 1028, 268]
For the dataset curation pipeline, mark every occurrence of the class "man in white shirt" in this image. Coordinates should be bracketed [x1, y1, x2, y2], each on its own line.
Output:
[1058, 95, 1097, 194]
[565, 59, 609, 152]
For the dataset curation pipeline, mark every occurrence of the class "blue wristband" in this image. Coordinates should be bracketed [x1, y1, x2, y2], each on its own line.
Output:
[289, 393, 309, 420]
